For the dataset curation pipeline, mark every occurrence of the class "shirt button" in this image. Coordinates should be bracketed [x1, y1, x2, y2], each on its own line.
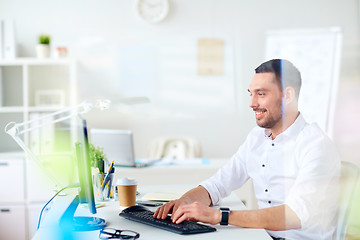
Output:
[265, 189, 268, 192]
[268, 201, 272, 204]
[262, 164, 265, 167]
[272, 143, 275, 146]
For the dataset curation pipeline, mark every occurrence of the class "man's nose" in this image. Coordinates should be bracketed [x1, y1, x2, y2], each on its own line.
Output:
[249, 95, 258, 109]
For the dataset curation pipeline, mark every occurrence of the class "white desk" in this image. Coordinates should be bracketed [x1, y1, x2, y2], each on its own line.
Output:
[33, 185, 271, 240]
[116, 159, 257, 209]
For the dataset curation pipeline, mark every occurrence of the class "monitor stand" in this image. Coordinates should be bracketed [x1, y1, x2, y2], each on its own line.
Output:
[60, 195, 106, 231]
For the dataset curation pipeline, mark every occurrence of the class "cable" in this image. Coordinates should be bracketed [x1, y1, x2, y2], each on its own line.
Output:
[37, 183, 80, 230]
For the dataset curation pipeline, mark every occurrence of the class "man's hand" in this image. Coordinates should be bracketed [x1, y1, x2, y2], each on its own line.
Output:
[153, 186, 213, 223]
[171, 202, 221, 225]
[153, 197, 193, 220]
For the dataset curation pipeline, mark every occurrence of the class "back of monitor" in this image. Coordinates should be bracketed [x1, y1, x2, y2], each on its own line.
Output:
[90, 129, 135, 167]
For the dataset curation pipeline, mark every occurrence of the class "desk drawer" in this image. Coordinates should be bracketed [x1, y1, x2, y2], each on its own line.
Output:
[0, 158, 25, 202]
[0, 204, 26, 240]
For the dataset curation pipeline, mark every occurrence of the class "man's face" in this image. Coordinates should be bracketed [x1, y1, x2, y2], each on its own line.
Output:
[248, 72, 284, 130]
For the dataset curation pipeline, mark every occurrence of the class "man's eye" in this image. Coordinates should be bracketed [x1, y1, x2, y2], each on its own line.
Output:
[258, 92, 264, 96]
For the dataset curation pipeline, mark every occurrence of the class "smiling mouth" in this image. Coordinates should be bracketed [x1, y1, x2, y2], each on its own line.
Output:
[254, 109, 266, 118]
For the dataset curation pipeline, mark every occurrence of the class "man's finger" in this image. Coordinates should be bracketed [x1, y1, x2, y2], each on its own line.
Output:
[171, 204, 190, 223]
[161, 201, 175, 219]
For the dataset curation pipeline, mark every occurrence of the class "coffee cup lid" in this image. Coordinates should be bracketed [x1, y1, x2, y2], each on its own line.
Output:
[116, 177, 137, 186]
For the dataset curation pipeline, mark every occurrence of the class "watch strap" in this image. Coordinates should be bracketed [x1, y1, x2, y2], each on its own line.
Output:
[220, 207, 230, 225]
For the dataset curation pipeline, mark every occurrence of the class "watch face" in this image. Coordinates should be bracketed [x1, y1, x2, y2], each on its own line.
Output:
[136, 0, 169, 23]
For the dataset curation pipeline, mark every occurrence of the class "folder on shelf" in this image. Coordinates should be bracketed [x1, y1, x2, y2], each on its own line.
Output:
[0, 19, 3, 59]
[40, 113, 55, 155]
[29, 113, 40, 154]
[0, 67, 2, 106]
[3, 19, 16, 59]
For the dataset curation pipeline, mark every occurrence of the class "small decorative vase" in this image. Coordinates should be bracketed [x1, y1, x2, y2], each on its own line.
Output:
[36, 44, 50, 58]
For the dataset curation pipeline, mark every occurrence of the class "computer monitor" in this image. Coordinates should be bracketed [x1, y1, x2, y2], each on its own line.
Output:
[76, 118, 97, 213]
[5, 106, 107, 235]
[90, 128, 135, 167]
[58, 116, 106, 232]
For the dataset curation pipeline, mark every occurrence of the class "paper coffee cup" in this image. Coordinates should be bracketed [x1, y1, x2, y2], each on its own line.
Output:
[116, 178, 137, 207]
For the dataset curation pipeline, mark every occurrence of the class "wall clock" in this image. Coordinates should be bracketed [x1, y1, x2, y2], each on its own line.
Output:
[135, 0, 170, 23]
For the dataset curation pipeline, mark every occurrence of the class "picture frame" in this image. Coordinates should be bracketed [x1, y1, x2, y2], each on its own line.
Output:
[35, 89, 65, 107]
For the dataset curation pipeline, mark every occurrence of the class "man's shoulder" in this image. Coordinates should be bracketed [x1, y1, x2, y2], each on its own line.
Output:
[300, 122, 332, 142]
[297, 122, 338, 154]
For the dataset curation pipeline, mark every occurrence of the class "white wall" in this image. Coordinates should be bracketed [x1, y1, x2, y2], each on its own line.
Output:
[1, 0, 359, 161]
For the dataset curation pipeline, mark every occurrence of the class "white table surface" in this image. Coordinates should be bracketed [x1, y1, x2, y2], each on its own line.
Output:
[33, 185, 271, 240]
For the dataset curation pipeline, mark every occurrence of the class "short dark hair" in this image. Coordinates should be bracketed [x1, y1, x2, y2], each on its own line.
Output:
[255, 59, 302, 98]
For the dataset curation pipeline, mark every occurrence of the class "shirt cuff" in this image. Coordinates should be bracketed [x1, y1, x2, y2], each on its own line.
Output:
[285, 197, 307, 229]
[199, 181, 220, 206]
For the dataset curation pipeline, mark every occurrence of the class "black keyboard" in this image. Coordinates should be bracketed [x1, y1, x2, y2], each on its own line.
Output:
[119, 205, 217, 235]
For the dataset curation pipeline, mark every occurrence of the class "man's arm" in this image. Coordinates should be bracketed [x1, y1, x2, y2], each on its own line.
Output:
[153, 185, 211, 220]
[171, 203, 301, 231]
[228, 204, 301, 230]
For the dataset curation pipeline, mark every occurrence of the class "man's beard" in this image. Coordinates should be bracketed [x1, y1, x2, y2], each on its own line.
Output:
[256, 112, 282, 129]
[254, 99, 283, 129]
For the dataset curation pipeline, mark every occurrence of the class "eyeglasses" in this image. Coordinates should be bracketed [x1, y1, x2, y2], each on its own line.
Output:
[99, 228, 140, 239]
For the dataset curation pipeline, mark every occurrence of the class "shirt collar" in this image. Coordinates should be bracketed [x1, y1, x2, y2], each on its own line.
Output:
[264, 113, 306, 141]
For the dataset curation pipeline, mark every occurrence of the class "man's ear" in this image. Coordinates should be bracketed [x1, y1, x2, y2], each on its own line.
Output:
[284, 86, 295, 104]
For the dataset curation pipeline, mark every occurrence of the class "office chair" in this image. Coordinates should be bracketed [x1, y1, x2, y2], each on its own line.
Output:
[335, 161, 360, 240]
[148, 137, 202, 159]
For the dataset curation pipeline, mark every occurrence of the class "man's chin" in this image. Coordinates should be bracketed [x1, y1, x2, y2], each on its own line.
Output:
[256, 120, 265, 128]
[256, 120, 270, 129]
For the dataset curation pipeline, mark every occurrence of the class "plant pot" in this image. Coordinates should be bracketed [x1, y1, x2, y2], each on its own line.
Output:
[36, 44, 51, 58]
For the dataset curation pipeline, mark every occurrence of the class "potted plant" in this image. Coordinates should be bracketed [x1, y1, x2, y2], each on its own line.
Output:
[89, 143, 107, 173]
[36, 34, 51, 58]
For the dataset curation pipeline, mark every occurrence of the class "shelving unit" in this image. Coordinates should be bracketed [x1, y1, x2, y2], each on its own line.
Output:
[0, 58, 77, 240]
[0, 58, 77, 152]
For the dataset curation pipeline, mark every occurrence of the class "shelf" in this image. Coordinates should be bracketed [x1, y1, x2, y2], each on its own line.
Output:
[0, 152, 24, 158]
[0, 106, 69, 113]
[0, 106, 24, 113]
[0, 57, 75, 66]
[0, 201, 26, 205]
[28, 106, 66, 112]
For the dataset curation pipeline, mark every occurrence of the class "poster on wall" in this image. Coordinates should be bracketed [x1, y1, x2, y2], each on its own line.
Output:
[197, 38, 224, 76]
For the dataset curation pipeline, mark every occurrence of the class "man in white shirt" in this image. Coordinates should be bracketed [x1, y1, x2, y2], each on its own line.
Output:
[153, 59, 340, 239]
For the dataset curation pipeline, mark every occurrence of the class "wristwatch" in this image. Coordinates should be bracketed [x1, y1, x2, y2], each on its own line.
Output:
[220, 207, 230, 225]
